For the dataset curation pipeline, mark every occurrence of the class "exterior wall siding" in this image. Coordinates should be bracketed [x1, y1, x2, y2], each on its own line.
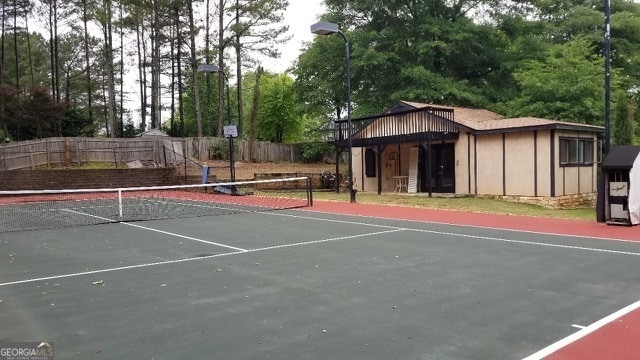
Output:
[454, 134, 471, 195]
[505, 132, 536, 196]
[536, 131, 552, 197]
[475, 134, 504, 195]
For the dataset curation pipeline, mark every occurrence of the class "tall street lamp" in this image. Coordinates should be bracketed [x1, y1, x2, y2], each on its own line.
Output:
[197, 64, 236, 183]
[310, 21, 356, 203]
[597, 0, 613, 222]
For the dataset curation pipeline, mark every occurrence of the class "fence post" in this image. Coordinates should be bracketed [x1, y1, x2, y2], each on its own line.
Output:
[163, 145, 167, 166]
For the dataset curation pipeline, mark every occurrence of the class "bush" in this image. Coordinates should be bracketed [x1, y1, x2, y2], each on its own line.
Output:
[210, 141, 229, 160]
[301, 142, 332, 163]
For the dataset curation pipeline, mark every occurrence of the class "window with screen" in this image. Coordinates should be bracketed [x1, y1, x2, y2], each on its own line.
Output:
[559, 138, 594, 166]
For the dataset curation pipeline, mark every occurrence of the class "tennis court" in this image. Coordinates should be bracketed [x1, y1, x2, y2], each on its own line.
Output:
[1, 185, 639, 359]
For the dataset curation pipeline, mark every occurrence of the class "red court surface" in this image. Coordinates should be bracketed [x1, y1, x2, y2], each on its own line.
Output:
[308, 200, 640, 360]
[309, 200, 639, 242]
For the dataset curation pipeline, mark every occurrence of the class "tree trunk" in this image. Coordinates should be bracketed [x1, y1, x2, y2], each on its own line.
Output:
[48, 0, 55, 99]
[234, 0, 243, 137]
[119, 1, 124, 135]
[25, 18, 34, 85]
[217, 0, 224, 136]
[176, 8, 185, 137]
[150, 0, 159, 129]
[13, 0, 18, 89]
[53, 0, 59, 103]
[136, 23, 146, 132]
[204, 0, 213, 135]
[248, 66, 262, 161]
[104, 0, 117, 137]
[0, 2, 5, 86]
[82, 0, 93, 126]
[187, 0, 203, 137]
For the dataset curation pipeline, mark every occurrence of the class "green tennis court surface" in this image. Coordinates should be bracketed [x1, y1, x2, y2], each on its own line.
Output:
[1, 208, 639, 359]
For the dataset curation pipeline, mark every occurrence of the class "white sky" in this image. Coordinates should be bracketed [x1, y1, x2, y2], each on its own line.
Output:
[259, 0, 326, 73]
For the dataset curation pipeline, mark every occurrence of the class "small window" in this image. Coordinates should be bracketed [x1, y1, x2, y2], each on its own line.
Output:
[559, 138, 594, 166]
[365, 148, 376, 177]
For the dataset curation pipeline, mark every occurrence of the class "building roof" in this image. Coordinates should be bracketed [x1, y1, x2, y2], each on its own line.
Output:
[602, 146, 640, 170]
[398, 101, 604, 134]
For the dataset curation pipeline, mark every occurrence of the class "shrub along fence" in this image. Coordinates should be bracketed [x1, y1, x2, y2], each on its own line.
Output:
[0, 137, 313, 171]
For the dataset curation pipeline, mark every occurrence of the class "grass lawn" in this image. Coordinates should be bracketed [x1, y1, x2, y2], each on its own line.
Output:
[310, 191, 596, 221]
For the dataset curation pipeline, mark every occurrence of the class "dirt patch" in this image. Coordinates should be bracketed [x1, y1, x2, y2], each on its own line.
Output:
[199, 160, 336, 180]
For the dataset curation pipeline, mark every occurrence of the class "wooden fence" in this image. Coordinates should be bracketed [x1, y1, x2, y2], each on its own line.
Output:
[0, 137, 306, 171]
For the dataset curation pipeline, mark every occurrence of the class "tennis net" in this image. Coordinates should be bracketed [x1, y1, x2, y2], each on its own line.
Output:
[0, 177, 313, 232]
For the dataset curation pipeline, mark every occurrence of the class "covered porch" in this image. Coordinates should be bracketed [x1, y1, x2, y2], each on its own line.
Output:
[332, 104, 464, 196]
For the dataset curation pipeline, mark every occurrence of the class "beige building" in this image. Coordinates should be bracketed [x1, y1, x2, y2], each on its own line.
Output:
[338, 101, 604, 207]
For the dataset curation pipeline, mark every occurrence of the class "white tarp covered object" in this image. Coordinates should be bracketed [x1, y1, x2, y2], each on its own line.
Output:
[629, 153, 640, 224]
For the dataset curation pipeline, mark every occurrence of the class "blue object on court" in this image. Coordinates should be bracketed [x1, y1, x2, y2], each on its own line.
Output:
[201, 165, 210, 184]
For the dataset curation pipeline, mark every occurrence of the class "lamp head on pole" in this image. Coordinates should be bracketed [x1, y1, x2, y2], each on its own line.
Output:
[310, 21, 340, 35]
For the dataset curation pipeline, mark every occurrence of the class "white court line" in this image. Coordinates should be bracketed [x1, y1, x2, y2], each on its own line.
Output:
[264, 211, 404, 230]
[0, 251, 245, 287]
[62, 209, 247, 252]
[123, 222, 247, 252]
[522, 299, 640, 360]
[0, 228, 405, 288]
[408, 228, 640, 257]
[301, 208, 640, 244]
[8, 209, 638, 288]
[271, 211, 640, 257]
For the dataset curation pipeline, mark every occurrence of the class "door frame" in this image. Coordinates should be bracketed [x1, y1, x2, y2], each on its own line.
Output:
[419, 142, 455, 194]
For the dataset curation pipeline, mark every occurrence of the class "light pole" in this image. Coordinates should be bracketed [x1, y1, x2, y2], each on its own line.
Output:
[197, 64, 236, 183]
[311, 21, 356, 203]
[604, 0, 611, 156]
[597, 0, 613, 222]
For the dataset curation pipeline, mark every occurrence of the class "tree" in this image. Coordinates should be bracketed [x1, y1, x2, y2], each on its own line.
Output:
[231, 0, 289, 137]
[498, 38, 605, 124]
[297, 0, 509, 118]
[613, 91, 633, 145]
[257, 73, 299, 143]
[15, 86, 68, 139]
[0, 85, 19, 139]
[0, 31, 49, 89]
[294, 34, 347, 120]
[186, 0, 203, 137]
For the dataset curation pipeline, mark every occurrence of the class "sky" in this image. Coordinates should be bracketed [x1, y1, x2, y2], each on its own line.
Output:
[259, 0, 326, 73]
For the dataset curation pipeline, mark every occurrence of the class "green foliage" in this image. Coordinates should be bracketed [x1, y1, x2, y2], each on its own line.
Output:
[635, 97, 640, 142]
[613, 92, 634, 145]
[210, 140, 236, 160]
[295, 0, 640, 128]
[498, 38, 605, 124]
[122, 118, 140, 138]
[257, 74, 301, 143]
[0, 31, 49, 87]
[61, 107, 99, 137]
[9, 0, 640, 145]
[1, 86, 69, 140]
[301, 142, 333, 163]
